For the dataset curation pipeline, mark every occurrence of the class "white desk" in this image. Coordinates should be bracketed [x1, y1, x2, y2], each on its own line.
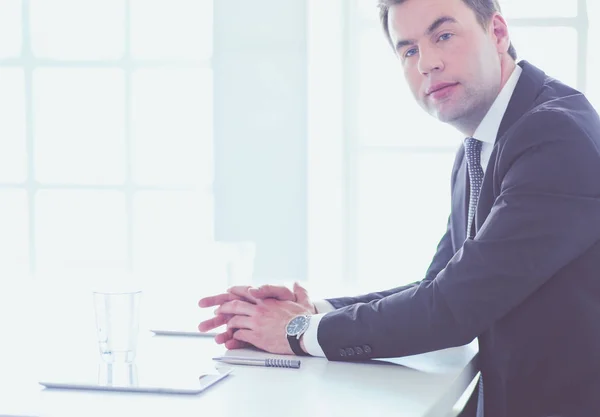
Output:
[0, 282, 478, 417]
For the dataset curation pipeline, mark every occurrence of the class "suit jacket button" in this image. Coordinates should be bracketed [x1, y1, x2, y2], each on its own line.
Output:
[339, 349, 347, 357]
[363, 345, 372, 353]
[355, 346, 363, 355]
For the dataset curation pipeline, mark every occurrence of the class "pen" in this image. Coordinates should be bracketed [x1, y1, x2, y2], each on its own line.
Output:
[213, 356, 301, 369]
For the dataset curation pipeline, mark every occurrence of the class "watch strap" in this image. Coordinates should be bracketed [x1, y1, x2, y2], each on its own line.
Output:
[287, 334, 309, 356]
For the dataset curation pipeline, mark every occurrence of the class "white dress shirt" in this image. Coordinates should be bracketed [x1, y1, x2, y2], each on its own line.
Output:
[302, 65, 523, 357]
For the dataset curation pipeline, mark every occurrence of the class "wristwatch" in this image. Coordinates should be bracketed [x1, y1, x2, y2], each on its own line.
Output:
[286, 315, 311, 356]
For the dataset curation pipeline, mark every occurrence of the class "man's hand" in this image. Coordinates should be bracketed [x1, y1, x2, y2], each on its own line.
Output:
[198, 282, 314, 349]
[216, 298, 312, 355]
[249, 282, 316, 314]
[198, 285, 260, 349]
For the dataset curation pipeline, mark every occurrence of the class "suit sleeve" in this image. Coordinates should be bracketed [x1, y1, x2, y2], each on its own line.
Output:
[317, 110, 600, 360]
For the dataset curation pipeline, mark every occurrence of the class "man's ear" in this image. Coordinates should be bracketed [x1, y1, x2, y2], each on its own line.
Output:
[490, 13, 511, 56]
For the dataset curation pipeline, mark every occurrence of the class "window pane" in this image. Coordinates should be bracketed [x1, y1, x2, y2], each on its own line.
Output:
[133, 191, 214, 275]
[36, 190, 128, 273]
[510, 27, 578, 88]
[0, 190, 29, 274]
[30, 0, 124, 60]
[132, 68, 213, 186]
[356, 28, 460, 147]
[501, 0, 577, 18]
[0, 69, 27, 182]
[357, 0, 379, 23]
[131, 0, 213, 60]
[357, 151, 455, 288]
[34, 69, 126, 184]
[0, 0, 22, 58]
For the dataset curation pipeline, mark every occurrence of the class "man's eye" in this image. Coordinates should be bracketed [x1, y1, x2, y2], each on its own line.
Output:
[438, 33, 453, 41]
[405, 47, 418, 58]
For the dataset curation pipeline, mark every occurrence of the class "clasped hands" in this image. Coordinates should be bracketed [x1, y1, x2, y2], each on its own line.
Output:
[198, 283, 315, 355]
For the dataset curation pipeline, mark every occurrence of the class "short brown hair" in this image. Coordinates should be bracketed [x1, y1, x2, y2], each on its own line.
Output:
[378, 0, 517, 60]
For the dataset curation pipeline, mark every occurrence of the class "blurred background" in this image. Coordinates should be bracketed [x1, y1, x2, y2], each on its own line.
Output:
[0, 0, 598, 296]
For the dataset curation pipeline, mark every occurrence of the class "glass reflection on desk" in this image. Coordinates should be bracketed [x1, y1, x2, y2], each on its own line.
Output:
[97, 362, 138, 387]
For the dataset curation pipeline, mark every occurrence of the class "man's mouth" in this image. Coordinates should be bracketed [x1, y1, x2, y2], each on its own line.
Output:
[426, 82, 459, 101]
[426, 82, 458, 96]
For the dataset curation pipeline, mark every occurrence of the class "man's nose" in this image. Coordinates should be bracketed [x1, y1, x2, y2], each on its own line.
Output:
[417, 45, 444, 75]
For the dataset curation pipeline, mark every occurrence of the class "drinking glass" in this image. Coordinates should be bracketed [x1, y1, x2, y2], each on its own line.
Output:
[93, 290, 142, 363]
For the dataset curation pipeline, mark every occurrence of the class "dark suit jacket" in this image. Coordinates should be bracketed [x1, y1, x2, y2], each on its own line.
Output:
[318, 61, 600, 417]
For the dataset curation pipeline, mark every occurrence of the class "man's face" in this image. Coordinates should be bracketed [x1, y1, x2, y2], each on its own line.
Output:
[387, 0, 503, 129]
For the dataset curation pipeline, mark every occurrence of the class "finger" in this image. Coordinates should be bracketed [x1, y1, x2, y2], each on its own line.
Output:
[217, 299, 257, 316]
[294, 281, 308, 302]
[293, 282, 310, 304]
[198, 314, 230, 332]
[216, 328, 249, 347]
[214, 328, 234, 344]
[198, 293, 235, 308]
[227, 286, 258, 303]
[224, 338, 250, 350]
[231, 329, 258, 347]
[227, 315, 253, 331]
[248, 284, 295, 301]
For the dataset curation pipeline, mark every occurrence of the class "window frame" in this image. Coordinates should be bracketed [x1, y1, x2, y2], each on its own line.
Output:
[0, 0, 214, 276]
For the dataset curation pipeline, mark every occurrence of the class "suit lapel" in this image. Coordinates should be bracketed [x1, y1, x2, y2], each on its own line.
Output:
[473, 61, 548, 235]
[453, 61, 548, 243]
[496, 61, 547, 141]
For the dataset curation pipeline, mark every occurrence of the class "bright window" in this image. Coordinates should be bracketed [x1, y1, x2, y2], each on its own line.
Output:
[0, 0, 214, 280]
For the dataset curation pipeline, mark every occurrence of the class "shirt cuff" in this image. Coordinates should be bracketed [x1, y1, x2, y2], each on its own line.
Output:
[302, 313, 327, 357]
[313, 299, 336, 313]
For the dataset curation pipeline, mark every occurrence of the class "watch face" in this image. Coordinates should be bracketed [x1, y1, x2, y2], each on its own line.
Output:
[286, 315, 308, 337]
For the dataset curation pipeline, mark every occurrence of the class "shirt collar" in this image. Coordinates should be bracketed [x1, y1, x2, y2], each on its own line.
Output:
[472, 64, 522, 145]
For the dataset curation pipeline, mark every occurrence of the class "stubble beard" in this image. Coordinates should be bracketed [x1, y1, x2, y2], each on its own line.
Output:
[428, 84, 496, 135]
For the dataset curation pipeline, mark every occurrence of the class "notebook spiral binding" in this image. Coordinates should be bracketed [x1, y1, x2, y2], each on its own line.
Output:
[265, 358, 297, 368]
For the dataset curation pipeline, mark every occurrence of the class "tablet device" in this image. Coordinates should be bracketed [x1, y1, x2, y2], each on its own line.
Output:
[39, 368, 232, 395]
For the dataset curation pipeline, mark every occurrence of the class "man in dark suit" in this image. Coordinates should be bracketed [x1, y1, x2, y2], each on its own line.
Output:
[198, 0, 600, 415]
